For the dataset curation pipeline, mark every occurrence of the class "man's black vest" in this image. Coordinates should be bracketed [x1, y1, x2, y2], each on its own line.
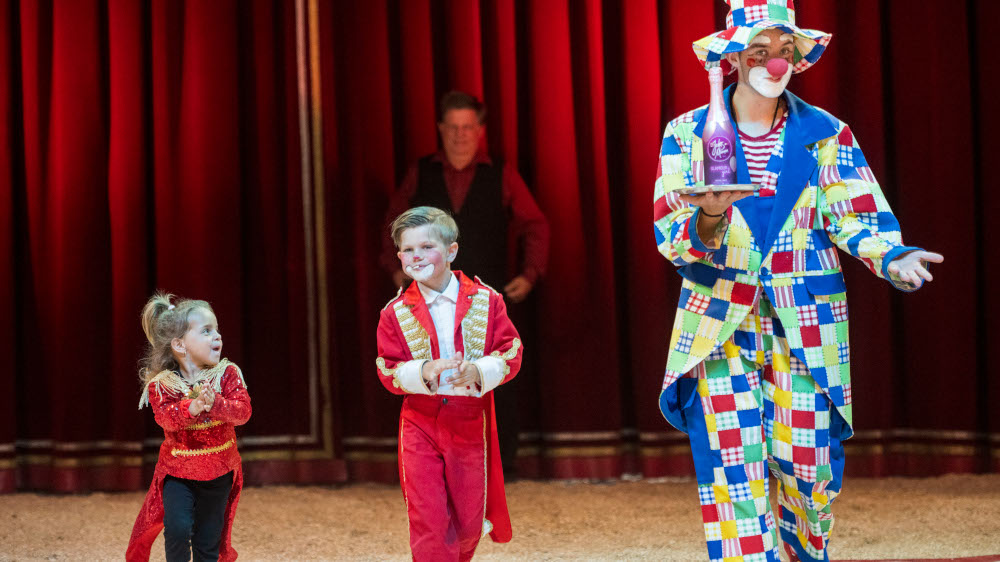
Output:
[411, 156, 508, 287]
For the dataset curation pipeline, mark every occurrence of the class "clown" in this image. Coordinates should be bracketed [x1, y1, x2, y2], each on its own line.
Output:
[653, 1, 943, 561]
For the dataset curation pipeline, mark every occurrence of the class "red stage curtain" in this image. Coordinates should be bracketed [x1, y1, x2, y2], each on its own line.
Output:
[2, 0, 997, 492]
[0, 0, 344, 493]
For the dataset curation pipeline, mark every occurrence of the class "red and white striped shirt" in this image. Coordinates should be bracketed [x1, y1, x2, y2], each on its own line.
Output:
[739, 111, 787, 197]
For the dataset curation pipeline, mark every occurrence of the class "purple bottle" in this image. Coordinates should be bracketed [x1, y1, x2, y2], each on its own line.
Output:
[703, 66, 736, 186]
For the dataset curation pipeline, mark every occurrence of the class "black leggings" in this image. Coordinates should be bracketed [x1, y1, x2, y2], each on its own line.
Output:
[162, 471, 234, 562]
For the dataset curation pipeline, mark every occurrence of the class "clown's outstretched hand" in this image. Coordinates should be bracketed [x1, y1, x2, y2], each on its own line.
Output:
[887, 250, 944, 288]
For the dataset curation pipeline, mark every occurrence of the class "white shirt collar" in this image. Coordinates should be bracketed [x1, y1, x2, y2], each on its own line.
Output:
[418, 273, 460, 305]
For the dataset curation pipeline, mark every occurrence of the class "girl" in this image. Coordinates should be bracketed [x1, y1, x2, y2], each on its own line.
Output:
[126, 293, 252, 562]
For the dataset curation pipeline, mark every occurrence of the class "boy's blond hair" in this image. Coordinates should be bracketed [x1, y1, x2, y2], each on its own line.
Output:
[390, 206, 459, 248]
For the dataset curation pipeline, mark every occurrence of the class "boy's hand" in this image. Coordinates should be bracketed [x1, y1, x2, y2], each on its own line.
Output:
[447, 352, 482, 388]
[421, 354, 463, 386]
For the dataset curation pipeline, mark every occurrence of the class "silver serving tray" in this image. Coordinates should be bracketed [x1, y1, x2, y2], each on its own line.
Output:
[674, 184, 757, 195]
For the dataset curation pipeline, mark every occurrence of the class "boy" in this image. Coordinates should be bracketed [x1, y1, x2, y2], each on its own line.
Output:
[375, 206, 522, 561]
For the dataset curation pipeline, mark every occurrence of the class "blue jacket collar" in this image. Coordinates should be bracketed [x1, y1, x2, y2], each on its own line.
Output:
[693, 85, 838, 256]
[693, 85, 837, 147]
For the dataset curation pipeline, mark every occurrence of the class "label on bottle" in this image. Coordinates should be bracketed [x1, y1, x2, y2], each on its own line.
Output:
[707, 137, 733, 162]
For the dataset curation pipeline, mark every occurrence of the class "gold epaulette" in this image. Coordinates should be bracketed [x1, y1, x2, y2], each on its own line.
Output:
[138, 370, 187, 410]
[473, 276, 500, 296]
[137, 358, 243, 409]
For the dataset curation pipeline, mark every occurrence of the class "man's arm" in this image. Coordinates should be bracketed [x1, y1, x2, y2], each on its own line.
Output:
[477, 290, 523, 393]
[502, 165, 549, 286]
[886, 250, 942, 289]
[817, 123, 941, 291]
[654, 116, 737, 265]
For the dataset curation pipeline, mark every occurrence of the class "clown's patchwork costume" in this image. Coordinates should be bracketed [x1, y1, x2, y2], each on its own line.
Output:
[654, 1, 926, 561]
[376, 271, 522, 561]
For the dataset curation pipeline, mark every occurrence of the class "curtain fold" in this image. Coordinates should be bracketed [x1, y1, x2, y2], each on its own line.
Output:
[1, 0, 343, 493]
[975, 0, 1000, 475]
[2, 0, 996, 492]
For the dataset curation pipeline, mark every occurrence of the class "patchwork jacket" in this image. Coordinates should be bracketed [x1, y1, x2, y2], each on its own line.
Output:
[653, 86, 922, 438]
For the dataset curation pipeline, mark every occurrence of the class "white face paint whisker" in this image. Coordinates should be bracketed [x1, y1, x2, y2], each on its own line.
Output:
[405, 263, 436, 282]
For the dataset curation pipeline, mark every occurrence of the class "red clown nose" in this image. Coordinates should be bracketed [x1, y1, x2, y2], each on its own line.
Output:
[766, 58, 789, 78]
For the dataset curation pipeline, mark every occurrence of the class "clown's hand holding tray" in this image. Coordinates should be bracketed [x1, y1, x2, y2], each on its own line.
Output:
[652, 1, 943, 561]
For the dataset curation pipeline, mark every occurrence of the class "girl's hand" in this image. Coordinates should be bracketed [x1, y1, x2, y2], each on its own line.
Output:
[188, 394, 208, 417]
[201, 388, 216, 412]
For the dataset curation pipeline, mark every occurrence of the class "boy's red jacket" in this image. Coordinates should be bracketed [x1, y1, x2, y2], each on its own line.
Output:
[376, 271, 523, 542]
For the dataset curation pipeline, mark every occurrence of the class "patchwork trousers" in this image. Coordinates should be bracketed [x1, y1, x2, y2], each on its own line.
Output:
[681, 294, 846, 562]
[399, 394, 489, 562]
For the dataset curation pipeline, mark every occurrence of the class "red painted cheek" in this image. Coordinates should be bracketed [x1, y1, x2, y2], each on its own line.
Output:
[402, 249, 444, 267]
[747, 58, 759, 68]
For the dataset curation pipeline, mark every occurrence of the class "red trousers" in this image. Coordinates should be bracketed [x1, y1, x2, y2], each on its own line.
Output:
[399, 394, 489, 562]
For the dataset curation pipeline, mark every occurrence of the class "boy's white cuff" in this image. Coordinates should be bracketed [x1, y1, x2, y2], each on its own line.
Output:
[396, 360, 433, 395]
[474, 357, 505, 395]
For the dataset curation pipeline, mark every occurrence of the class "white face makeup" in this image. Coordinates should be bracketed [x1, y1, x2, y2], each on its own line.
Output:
[397, 224, 458, 292]
[736, 30, 796, 99]
[748, 63, 792, 98]
[406, 261, 436, 282]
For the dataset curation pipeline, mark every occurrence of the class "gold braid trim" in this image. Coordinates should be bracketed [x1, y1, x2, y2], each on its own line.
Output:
[171, 438, 235, 458]
[393, 302, 432, 361]
[461, 289, 490, 361]
[489, 338, 522, 376]
[185, 420, 224, 431]
[375, 357, 401, 389]
[390, 302, 432, 393]
[473, 276, 500, 296]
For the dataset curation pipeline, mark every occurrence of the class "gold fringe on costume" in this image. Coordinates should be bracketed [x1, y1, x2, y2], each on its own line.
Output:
[137, 358, 246, 410]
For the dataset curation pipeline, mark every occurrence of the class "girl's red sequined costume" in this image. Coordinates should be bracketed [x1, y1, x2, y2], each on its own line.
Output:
[126, 359, 252, 561]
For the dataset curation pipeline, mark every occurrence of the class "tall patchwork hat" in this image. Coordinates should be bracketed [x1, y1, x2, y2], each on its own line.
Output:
[693, 0, 832, 75]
